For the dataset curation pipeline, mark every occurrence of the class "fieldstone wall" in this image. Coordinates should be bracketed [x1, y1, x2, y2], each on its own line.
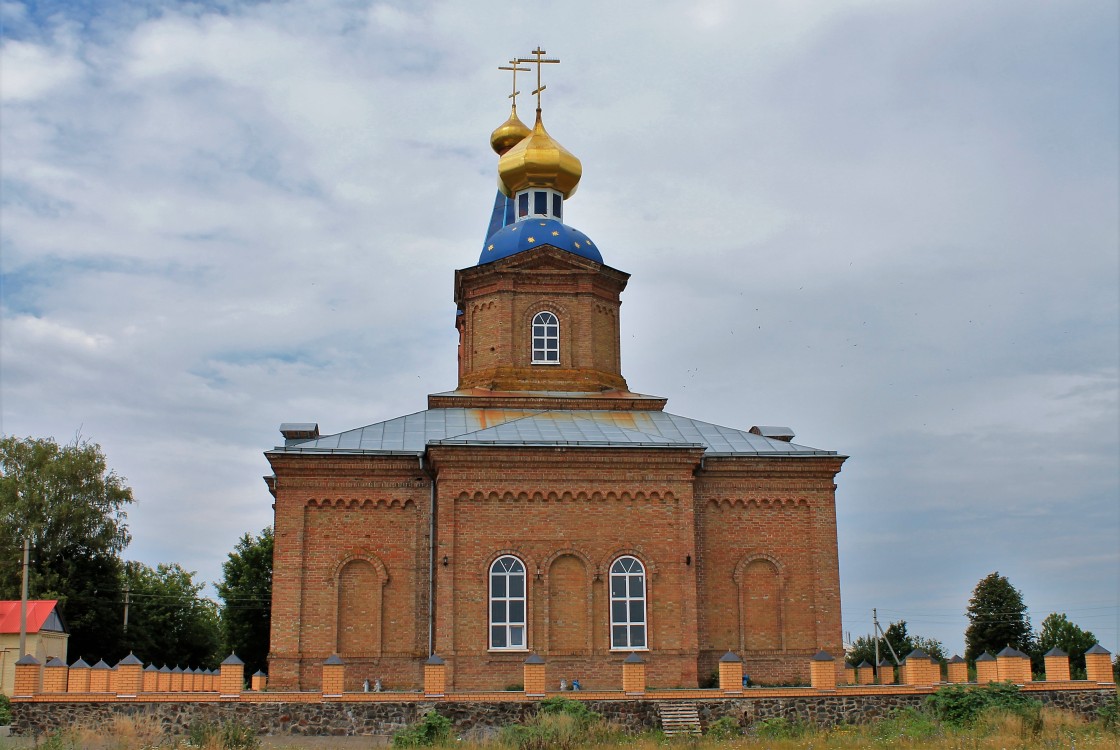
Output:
[10, 688, 1115, 738]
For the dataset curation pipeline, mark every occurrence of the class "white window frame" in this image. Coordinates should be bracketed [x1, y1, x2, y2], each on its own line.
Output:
[531, 311, 560, 365]
[489, 555, 527, 650]
[609, 556, 647, 650]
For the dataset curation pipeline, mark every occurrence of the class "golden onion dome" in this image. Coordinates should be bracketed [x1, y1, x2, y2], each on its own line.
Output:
[490, 106, 532, 156]
[497, 110, 582, 199]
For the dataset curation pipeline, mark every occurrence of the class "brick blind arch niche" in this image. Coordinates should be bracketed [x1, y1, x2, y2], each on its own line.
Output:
[334, 555, 389, 657]
[545, 552, 592, 655]
[733, 554, 784, 652]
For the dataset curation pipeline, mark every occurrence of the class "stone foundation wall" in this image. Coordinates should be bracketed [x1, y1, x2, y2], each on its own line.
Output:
[10, 688, 1115, 738]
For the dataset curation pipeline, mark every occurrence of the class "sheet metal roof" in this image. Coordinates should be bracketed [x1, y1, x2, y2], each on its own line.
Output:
[0, 600, 64, 634]
[270, 408, 837, 457]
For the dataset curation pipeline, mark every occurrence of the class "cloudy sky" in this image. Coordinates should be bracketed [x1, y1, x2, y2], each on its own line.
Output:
[2, 0, 1117, 659]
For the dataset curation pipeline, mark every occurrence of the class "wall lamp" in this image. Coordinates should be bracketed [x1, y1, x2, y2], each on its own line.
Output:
[442, 555, 449, 567]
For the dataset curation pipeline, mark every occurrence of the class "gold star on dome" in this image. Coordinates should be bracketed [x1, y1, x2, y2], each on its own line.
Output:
[539, 221, 547, 226]
[586, 239, 593, 245]
[487, 244, 494, 251]
[527, 236, 536, 243]
[551, 230, 560, 236]
[573, 241, 581, 248]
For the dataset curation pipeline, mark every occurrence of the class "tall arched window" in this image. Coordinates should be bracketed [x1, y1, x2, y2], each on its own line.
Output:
[531, 311, 559, 364]
[609, 556, 646, 649]
[489, 556, 526, 649]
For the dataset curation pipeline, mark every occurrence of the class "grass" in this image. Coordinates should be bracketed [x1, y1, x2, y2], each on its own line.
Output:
[0, 695, 1116, 750]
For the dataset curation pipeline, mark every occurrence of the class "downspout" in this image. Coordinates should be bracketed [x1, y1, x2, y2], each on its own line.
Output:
[421, 454, 437, 655]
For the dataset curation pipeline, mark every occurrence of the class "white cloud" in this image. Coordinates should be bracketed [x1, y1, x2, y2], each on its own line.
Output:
[1, 0, 1116, 657]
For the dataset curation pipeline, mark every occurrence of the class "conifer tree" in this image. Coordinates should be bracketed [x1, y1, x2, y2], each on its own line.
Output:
[964, 571, 1033, 661]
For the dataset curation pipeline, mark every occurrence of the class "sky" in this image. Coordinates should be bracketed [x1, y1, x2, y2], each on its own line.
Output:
[1, 0, 1117, 660]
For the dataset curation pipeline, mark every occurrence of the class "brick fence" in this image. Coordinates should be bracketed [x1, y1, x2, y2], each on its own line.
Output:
[8, 646, 1116, 737]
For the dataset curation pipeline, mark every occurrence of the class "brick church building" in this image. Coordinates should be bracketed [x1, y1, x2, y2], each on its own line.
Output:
[264, 65, 846, 692]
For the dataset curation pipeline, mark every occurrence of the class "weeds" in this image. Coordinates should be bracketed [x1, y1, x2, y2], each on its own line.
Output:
[0, 695, 10, 726]
[186, 718, 260, 749]
[392, 710, 453, 747]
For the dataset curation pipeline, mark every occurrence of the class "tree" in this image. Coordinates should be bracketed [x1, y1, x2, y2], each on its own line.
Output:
[965, 572, 1033, 662]
[121, 562, 221, 668]
[0, 435, 134, 659]
[847, 620, 944, 669]
[217, 527, 273, 677]
[1033, 612, 1097, 676]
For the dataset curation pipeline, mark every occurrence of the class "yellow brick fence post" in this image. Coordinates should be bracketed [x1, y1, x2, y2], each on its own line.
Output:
[424, 654, 447, 697]
[1084, 644, 1112, 683]
[877, 658, 895, 685]
[1043, 647, 1070, 682]
[220, 653, 245, 697]
[13, 654, 41, 697]
[946, 655, 968, 684]
[974, 652, 997, 684]
[622, 653, 646, 695]
[67, 658, 91, 692]
[523, 654, 546, 697]
[322, 655, 345, 697]
[142, 663, 158, 693]
[718, 651, 743, 694]
[116, 653, 143, 697]
[43, 657, 68, 693]
[810, 650, 836, 691]
[856, 660, 875, 685]
[89, 659, 112, 693]
[996, 646, 1030, 684]
[251, 670, 268, 691]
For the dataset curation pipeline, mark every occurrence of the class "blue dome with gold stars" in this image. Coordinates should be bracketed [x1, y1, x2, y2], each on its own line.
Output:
[479, 219, 602, 265]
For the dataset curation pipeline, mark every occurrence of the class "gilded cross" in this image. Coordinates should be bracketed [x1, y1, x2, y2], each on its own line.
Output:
[498, 59, 530, 108]
[517, 46, 560, 111]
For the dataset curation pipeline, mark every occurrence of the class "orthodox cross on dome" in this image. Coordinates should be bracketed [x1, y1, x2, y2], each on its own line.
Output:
[517, 46, 560, 112]
[498, 59, 530, 109]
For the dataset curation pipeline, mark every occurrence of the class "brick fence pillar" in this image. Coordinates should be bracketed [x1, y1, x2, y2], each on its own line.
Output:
[900, 649, 928, 686]
[974, 653, 997, 684]
[718, 651, 743, 693]
[13, 654, 41, 697]
[43, 657, 68, 693]
[424, 654, 447, 697]
[89, 660, 112, 693]
[996, 646, 1030, 683]
[170, 666, 185, 692]
[843, 662, 856, 685]
[1043, 647, 1070, 681]
[810, 650, 836, 690]
[157, 665, 172, 692]
[523, 654, 546, 697]
[1084, 644, 1112, 683]
[322, 654, 345, 696]
[622, 653, 646, 695]
[116, 653, 143, 696]
[946, 655, 967, 683]
[68, 658, 91, 692]
[877, 659, 895, 685]
[220, 653, 245, 697]
[251, 670, 268, 691]
[142, 664, 158, 693]
[856, 660, 875, 685]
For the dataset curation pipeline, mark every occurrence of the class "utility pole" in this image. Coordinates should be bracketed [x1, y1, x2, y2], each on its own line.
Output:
[873, 608, 901, 665]
[19, 536, 30, 657]
[123, 580, 130, 633]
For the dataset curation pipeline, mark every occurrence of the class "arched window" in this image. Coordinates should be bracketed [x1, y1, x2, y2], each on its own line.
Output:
[531, 311, 559, 364]
[609, 556, 646, 649]
[489, 556, 526, 649]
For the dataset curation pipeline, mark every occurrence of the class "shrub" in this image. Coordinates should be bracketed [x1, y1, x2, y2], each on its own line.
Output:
[501, 697, 615, 750]
[0, 694, 10, 725]
[751, 716, 810, 739]
[392, 710, 453, 747]
[925, 681, 1041, 728]
[869, 707, 940, 744]
[705, 715, 740, 740]
[1098, 694, 1120, 733]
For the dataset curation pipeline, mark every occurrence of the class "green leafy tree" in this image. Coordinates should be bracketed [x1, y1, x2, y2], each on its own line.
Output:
[847, 620, 943, 667]
[121, 562, 221, 668]
[965, 572, 1033, 662]
[1033, 612, 1097, 676]
[217, 527, 273, 677]
[0, 435, 134, 659]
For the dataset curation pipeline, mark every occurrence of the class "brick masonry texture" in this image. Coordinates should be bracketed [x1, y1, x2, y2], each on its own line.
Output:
[265, 243, 847, 692]
[11, 689, 1116, 737]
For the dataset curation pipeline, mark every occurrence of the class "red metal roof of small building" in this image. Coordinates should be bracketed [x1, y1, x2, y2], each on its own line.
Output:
[0, 600, 60, 634]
